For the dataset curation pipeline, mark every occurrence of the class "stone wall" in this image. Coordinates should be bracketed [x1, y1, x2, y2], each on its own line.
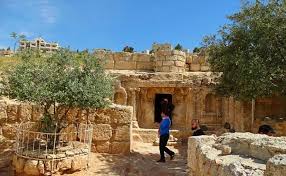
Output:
[188, 133, 286, 176]
[154, 50, 186, 72]
[186, 53, 210, 72]
[253, 118, 286, 136]
[94, 50, 210, 72]
[0, 99, 133, 169]
[94, 51, 154, 71]
[91, 104, 132, 154]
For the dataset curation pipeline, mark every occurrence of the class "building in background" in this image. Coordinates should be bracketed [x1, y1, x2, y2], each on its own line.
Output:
[19, 37, 59, 52]
[0, 48, 13, 57]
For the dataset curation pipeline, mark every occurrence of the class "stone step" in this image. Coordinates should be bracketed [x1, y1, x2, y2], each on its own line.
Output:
[152, 140, 180, 147]
[132, 125, 222, 143]
[132, 128, 185, 143]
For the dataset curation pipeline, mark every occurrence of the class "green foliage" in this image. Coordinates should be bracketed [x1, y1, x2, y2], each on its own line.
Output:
[193, 47, 203, 53]
[123, 46, 134, 53]
[174, 44, 183, 51]
[0, 48, 113, 132]
[10, 32, 26, 52]
[203, 0, 286, 101]
[40, 114, 57, 133]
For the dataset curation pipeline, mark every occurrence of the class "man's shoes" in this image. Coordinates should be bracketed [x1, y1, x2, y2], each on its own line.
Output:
[170, 154, 175, 160]
[157, 159, 166, 163]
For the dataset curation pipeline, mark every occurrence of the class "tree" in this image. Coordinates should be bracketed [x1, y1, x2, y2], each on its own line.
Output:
[174, 44, 183, 51]
[18, 34, 26, 41]
[123, 46, 134, 53]
[10, 32, 17, 52]
[0, 48, 113, 136]
[10, 32, 26, 52]
[203, 0, 286, 101]
[193, 47, 204, 53]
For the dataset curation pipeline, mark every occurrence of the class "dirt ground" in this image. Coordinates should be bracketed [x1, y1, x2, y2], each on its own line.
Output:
[0, 142, 188, 176]
[62, 142, 188, 176]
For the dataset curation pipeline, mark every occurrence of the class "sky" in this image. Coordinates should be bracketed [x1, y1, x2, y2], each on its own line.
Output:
[0, 0, 241, 52]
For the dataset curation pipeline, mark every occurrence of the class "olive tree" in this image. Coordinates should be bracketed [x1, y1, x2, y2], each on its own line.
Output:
[0, 49, 113, 134]
[204, 0, 286, 100]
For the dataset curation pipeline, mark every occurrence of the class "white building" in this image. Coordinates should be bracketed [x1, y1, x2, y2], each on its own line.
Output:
[19, 37, 59, 52]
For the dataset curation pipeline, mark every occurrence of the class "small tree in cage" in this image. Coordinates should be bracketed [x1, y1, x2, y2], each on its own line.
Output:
[0, 48, 113, 147]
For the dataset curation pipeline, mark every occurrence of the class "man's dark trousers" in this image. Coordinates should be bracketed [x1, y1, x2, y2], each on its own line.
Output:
[159, 134, 174, 160]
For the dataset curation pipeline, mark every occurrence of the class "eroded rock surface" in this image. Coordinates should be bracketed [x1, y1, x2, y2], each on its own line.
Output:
[188, 133, 286, 176]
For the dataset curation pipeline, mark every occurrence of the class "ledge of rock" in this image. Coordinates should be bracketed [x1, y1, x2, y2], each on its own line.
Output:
[188, 133, 286, 176]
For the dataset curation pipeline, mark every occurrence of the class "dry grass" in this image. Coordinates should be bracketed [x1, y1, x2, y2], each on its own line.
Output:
[0, 57, 20, 72]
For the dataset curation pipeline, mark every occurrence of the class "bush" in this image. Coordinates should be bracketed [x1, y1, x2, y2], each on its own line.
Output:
[174, 44, 183, 51]
[193, 47, 201, 53]
[123, 46, 134, 53]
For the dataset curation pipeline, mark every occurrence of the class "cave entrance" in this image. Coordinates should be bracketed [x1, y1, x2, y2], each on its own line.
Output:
[154, 94, 172, 123]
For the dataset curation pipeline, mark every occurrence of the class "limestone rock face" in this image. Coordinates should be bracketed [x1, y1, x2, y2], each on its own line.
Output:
[1, 124, 17, 139]
[23, 160, 39, 176]
[0, 101, 7, 123]
[114, 125, 130, 141]
[58, 158, 72, 172]
[92, 124, 112, 141]
[188, 133, 286, 176]
[18, 104, 32, 122]
[110, 142, 130, 154]
[13, 157, 25, 173]
[265, 154, 286, 176]
[95, 141, 110, 153]
[218, 133, 286, 161]
[71, 156, 87, 171]
[37, 161, 45, 174]
[6, 102, 19, 122]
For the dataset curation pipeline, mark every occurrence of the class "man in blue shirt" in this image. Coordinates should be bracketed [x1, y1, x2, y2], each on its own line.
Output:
[157, 102, 175, 162]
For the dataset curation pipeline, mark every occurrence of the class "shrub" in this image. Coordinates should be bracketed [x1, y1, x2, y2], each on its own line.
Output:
[174, 44, 183, 51]
[123, 46, 134, 53]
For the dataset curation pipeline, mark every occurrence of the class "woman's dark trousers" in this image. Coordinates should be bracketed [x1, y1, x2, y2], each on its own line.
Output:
[159, 134, 174, 160]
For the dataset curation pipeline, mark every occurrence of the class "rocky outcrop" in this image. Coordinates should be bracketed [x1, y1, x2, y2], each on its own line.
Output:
[188, 133, 286, 176]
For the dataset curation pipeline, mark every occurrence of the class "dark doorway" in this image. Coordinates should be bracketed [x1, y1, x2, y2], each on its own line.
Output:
[154, 94, 172, 123]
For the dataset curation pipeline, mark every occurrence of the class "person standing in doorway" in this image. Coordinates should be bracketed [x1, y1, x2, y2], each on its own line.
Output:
[162, 98, 175, 126]
[157, 102, 175, 162]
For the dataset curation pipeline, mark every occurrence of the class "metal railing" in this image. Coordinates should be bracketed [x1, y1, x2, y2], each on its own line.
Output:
[15, 122, 93, 172]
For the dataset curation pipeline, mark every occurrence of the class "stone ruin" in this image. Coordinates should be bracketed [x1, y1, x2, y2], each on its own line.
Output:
[1, 43, 286, 175]
[103, 43, 286, 175]
[94, 43, 286, 144]
[188, 133, 286, 176]
[0, 99, 132, 175]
